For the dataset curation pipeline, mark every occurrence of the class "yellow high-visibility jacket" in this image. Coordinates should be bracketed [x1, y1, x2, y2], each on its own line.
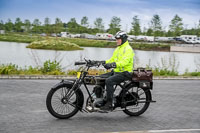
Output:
[106, 41, 135, 72]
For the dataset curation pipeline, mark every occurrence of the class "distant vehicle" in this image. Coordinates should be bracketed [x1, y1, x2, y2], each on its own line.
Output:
[70, 34, 81, 38]
[155, 37, 174, 42]
[96, 33, 114, 40]
[180, 35, 199, 44]
[135, 35, 154, 42]
[51, 33, 57, 37]
[40, 33, 47, 36]
[81, 33, 96, 39]
[128, 35, 136, 41]
[196, 37, 200, 44]
[57, 33, 61, 37]
[61, 32, 70, 37]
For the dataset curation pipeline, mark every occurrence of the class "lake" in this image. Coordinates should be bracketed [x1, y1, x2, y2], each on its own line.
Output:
[0, 41, 200, 74]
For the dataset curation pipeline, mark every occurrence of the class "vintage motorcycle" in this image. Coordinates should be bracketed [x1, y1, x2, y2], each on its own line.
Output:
[46, 59, 156, 119]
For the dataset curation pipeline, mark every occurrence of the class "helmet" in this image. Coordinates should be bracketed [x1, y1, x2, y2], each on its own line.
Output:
[115, 31, 128, 45]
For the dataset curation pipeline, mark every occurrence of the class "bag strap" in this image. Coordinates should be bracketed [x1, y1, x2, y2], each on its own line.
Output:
[137, 67, 146, 73]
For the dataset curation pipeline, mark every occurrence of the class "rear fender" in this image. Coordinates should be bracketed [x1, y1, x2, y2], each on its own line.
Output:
[119, 82, 152, 101]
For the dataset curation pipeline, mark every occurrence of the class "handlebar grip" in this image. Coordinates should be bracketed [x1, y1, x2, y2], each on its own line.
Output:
[74, 62, 86, 65]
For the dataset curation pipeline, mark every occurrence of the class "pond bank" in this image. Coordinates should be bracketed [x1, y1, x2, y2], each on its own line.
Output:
[0, 34, 170, 51]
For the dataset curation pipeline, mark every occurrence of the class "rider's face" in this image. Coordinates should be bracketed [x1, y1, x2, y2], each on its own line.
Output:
[116, 39, 122, 46]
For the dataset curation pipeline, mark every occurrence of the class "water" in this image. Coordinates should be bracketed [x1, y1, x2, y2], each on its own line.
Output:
[0, 41, 200, 74]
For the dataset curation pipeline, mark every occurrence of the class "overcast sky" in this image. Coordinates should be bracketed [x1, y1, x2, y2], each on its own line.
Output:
[0, 0, 200, 31]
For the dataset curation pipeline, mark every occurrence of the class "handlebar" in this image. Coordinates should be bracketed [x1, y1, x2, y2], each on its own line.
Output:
[74, 62, 86, 65]
[74, 59, 104, 67]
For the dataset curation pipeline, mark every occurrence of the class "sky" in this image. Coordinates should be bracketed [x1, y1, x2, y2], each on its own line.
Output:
[0, 0, 200, 31]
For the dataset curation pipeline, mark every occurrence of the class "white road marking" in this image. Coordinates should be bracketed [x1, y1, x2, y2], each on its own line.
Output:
[106, 129, 200, 133]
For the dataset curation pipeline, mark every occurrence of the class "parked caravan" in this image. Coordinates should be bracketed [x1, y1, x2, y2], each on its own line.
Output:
[61, 32, 70, 37]
[155, 37, 174, 42]
[128, 35, 136, 41]
[81, 33, 96, 39]
[96, 33, 114, 40]
[180, 35, 199, 44]
[135, 35, 154, 42]
[70, 34, 81, 38]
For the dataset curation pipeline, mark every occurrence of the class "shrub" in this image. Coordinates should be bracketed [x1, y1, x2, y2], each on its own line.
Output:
[41, 60, 65, 75]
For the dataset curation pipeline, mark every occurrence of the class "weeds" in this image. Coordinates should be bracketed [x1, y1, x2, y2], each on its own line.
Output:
[0, 60, 64, 75]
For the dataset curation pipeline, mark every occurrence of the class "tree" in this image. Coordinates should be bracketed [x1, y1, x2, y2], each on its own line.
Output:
[44, 17, 51, 35]
[197, 19, 200, 36]
[54, 18, 63, 34]
[130, 16, 141, 35]
[150, 14, 162, 36]
[146, 28, 153, 36]
[32, 19, 42, 33]
[4, 19, 14, 32]
[81, 16, 89, 27]
[169, 14, 183, 36]
[0, 20, 4, 30]
[108, 16, 121, 34]
[24, 19, 31, 33]
[94, 17, 104, 32]
[67, 18, 80, 33]
[14, 17, 23, 32]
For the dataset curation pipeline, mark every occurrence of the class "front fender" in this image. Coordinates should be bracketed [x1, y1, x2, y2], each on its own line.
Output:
[51, 80, 75, 90]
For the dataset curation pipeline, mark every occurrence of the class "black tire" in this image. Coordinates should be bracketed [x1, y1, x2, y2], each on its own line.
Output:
[122, 86, 151, 116]
[46, 84, 83, 119]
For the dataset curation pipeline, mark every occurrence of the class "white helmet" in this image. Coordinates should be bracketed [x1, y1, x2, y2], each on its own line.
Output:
[115, 31, 128, 45]
[115, 31, 128, 39]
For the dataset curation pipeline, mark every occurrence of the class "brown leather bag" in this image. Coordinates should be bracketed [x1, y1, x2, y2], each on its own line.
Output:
[132, 68, 153, 82]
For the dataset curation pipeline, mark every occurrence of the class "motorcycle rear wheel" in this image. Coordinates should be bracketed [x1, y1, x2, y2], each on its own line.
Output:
[123, 87, 151, 116]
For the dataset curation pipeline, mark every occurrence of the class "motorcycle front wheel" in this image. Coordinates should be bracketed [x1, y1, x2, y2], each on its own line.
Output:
[122, 86, 151, 116]
[46, 85, 83, 119]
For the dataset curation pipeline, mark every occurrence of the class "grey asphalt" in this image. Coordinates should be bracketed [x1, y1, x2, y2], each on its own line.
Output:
[0, 79, 200, 133]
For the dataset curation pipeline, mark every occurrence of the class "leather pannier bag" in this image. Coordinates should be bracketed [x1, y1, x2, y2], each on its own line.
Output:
[132, 68, 153, 82]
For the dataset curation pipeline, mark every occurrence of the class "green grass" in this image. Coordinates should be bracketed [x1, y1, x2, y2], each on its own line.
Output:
[182, 71, 200, 76]
[130, 43, 170, 51]
[0, 33, 42, 43]
[27, 39, 83, 51]
[60, 38, 116, 47]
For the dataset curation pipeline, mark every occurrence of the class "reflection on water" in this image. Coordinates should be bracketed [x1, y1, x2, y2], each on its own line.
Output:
[0, 41, 200, 74]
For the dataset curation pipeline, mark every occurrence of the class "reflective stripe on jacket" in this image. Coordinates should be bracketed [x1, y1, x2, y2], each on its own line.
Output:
[106, 41, 135, 72]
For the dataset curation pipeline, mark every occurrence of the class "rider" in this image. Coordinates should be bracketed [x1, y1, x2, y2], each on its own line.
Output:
[100, 31, 135, 111]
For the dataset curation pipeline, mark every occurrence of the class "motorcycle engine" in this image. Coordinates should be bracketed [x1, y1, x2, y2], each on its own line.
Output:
[93, 85, 105, 107]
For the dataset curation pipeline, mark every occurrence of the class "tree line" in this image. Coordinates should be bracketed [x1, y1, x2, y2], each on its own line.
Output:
[0, 14, 200, 37]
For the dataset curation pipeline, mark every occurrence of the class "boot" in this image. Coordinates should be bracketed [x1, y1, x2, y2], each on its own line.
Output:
[100, 101, 113, 111]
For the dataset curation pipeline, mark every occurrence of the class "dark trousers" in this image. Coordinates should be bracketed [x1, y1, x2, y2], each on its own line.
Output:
[100, 71, 131, 102]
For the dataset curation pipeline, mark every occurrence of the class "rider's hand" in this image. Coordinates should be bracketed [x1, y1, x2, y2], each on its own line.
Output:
[103, 62, 116, 69]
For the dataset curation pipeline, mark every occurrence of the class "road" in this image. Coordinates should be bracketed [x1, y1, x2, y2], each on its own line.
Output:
[0, 79, 200, 133]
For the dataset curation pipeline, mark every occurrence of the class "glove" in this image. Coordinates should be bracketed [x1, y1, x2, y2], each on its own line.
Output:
[103, 62, 116, 69]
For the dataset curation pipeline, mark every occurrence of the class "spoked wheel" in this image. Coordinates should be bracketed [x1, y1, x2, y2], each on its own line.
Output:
[123, 86, 151, 116]
[46, 85, 83, 119]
